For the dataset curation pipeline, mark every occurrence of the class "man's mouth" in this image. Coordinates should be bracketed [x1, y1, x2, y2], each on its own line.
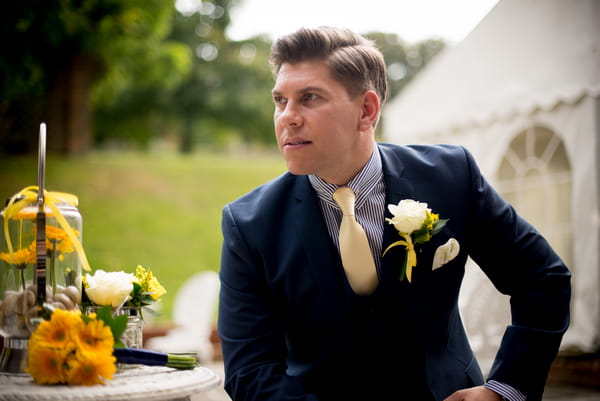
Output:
[286, 141, 311, 146]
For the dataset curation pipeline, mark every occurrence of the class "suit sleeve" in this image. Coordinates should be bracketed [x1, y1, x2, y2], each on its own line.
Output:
[461, 147, 571, 400]
[218, 204, 319, 401]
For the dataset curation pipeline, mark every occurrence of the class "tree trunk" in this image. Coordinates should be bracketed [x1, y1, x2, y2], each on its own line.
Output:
[45, 53, 101, 155]
[179, 116, 194, 154]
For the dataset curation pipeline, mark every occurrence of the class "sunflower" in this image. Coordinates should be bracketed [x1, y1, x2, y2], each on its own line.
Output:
[45, 225, 69, 241]
[0, 243, 36, 266]
[45, 226, 78, 256]
[65, 350, 116, 385]
[75, 317, 114, 353]
[12, 209, 38, 220]
[27, 309, 118, 385]
[31, 309, 82, 348]
[26, 343, 69, 384]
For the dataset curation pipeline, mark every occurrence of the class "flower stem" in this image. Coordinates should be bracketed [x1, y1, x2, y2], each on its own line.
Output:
[20, 267, 26, 292]
[166, 354, 198, 369]
[113, 348, 198, 369]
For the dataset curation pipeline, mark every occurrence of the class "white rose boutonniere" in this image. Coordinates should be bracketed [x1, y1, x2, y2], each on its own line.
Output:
[383, 199, 448, 282]
[84, 270, 136, 307]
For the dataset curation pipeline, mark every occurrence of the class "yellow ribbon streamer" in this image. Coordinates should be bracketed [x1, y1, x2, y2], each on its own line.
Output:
[2, 186, 91, 272]
[382, 232, 417, 282]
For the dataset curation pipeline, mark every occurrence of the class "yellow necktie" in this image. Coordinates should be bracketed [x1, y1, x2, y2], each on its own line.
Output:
[333, 186, 378, 295]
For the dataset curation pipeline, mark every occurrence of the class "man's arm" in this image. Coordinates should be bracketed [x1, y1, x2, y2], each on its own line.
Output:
[218, 204, 319, 401]
[462, 147, 571, 400]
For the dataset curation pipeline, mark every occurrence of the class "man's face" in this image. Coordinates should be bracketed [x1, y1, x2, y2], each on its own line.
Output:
[272, 60, 374, 185]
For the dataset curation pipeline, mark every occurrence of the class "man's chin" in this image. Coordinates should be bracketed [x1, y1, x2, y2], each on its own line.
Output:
[285, 163, 313, 177]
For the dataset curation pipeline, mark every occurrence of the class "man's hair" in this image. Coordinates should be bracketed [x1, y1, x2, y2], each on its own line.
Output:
[269, 26, 388, 106]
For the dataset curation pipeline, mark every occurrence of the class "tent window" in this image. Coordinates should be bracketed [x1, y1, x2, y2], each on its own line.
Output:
[496, 126, 573, 270]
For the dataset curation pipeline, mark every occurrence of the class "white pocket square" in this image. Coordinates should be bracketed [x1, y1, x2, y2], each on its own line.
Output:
[432, 238, 460, 270]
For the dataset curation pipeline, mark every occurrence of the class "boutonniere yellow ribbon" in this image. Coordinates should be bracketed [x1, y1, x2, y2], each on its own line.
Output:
[383, 199, 447, 282]
[2, 186, 91, 272]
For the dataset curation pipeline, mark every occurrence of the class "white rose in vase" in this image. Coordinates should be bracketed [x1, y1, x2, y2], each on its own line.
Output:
[85, 270, 135, 307]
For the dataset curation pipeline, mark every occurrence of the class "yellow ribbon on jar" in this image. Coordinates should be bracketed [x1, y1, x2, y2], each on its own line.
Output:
[2, 185, 91, 272]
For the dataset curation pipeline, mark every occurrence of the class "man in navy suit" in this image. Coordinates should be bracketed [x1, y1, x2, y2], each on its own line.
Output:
[218, 27, 570, 401]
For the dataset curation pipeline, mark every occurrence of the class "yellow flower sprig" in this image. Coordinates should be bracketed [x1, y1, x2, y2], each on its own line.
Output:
[134, 265, 167, 302]
[127, 265, 167, 320]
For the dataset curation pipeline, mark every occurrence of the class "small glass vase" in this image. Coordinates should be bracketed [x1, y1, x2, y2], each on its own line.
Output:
[84, 306, 144, 348]
[116, 307, 144, 349]
[116, 307, 143, 371]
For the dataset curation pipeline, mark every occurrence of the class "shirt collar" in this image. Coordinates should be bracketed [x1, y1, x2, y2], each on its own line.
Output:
[309, 146, 383, 209]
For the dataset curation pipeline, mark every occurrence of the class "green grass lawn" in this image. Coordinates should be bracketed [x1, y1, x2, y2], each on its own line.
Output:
[0, 150, 286, 323]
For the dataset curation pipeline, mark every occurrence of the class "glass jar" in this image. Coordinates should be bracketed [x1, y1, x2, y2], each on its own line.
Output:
[0, 199, 83, 373]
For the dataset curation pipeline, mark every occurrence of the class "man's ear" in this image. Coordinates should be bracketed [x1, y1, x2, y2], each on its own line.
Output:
[358, 90, 380, 131]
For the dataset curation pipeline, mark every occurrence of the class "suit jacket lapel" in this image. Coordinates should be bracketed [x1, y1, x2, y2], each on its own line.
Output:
[379, 145, 413, 286]
[290, 176, 347, 298]
[378, 145, 430, 335]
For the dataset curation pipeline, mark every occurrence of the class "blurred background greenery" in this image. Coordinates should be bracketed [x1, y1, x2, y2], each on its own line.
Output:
[0, 0, 445, 322]
[0, 151, 286, 322]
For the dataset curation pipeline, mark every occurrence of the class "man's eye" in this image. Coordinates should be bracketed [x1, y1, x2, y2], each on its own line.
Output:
[273, 96, 286, 104]
[303, 93, 318, 102]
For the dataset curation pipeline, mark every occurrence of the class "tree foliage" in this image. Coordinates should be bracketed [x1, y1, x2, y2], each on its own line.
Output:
[0, 0, 445, 155]
[365, 32, 446, 100]
[0, 0, 185, 154]
[151, 0, 275, 152]
[90, 0, 275, 152]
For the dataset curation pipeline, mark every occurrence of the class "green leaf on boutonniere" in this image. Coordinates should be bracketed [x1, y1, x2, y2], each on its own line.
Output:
[412, 217, 448, 244]
[431, 218, 448, 237]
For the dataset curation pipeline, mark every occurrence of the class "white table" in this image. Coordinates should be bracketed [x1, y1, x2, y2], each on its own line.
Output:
[0, 365, 221, 401]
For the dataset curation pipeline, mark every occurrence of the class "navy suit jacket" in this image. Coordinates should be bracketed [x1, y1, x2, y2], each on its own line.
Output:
[218, 144, 571, 401]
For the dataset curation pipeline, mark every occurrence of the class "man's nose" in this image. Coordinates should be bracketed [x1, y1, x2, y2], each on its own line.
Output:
[278, 103, 303, 127]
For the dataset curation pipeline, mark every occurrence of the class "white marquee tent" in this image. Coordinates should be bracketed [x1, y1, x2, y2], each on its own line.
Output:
[383, 0, 600, 371]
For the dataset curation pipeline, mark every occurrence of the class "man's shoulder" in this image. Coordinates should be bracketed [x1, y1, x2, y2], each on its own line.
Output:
[378, 142, 466, 156]
[378, 142, 471, 165]
[225, 172, 304, 213]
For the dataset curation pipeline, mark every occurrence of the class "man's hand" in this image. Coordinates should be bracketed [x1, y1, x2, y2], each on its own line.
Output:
[444, 386, 503, 401]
